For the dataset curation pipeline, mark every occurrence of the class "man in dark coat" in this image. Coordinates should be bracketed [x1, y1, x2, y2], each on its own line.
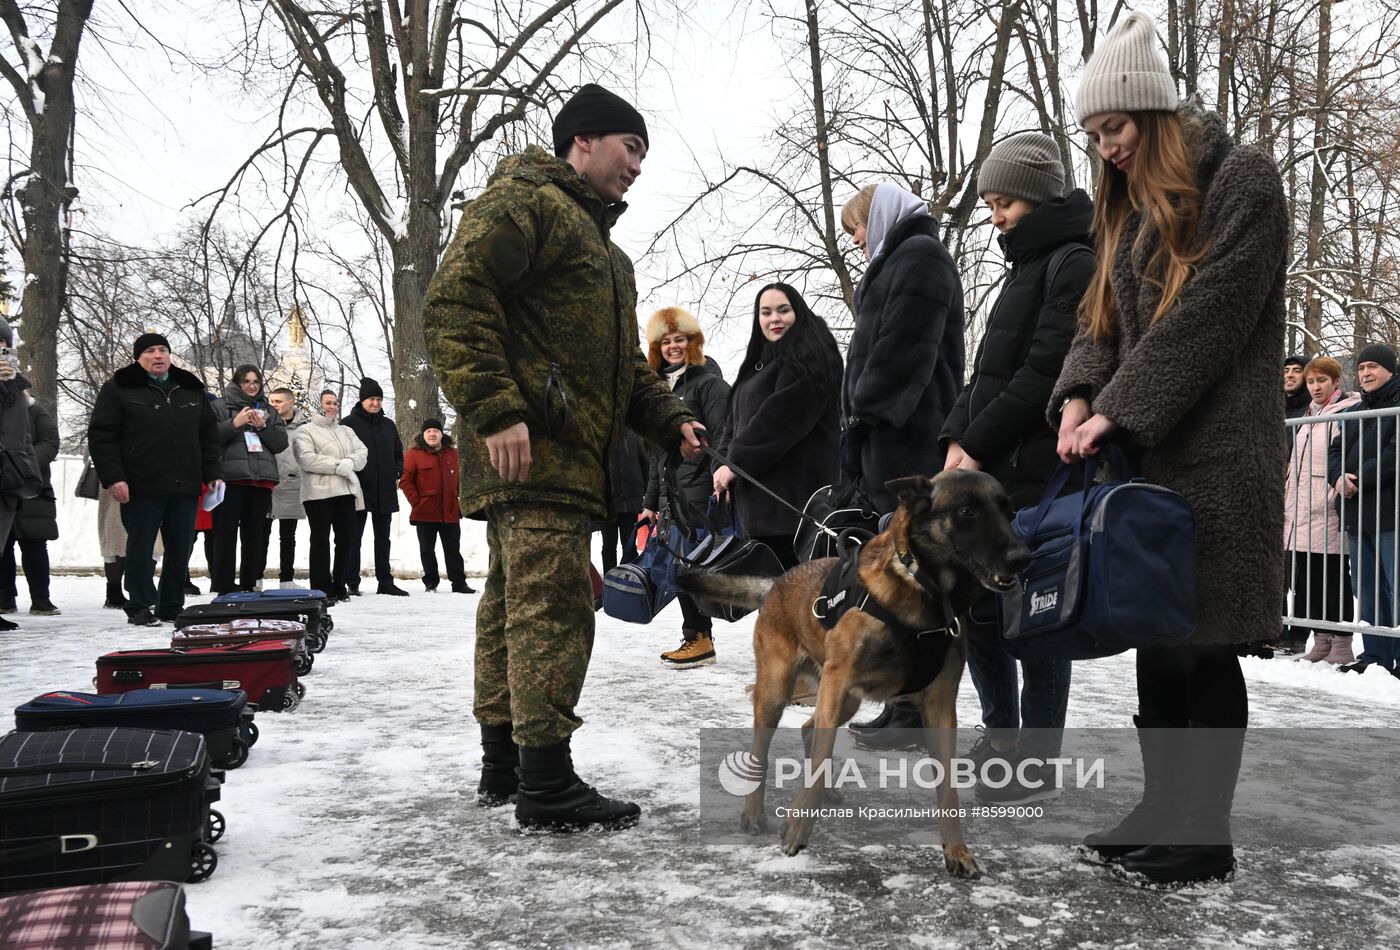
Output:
[341, 376, 408, 596]
[841, 183, 964, 513]
[87, 333, 223, 625]
[1326, 343, 1400, 676]
[0, 395, 61, 615]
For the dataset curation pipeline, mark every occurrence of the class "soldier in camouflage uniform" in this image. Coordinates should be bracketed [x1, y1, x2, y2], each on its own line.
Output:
[423, 84, 704, 833]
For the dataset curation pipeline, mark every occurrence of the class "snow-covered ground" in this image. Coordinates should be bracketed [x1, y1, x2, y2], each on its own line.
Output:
[2, 575, 1398, 949]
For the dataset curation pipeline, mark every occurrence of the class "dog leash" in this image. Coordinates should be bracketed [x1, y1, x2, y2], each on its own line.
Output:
[696, 444, 842, 540]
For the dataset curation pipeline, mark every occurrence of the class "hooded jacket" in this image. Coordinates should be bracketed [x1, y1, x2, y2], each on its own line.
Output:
[941, 190, 1096, 508]
[341, 403, 403, 514]
[644, 356, 730, 520]
[88, 363, 222, 497]
[1050, 108, 1290, 647]
[422, 145, 694, 519]
[400, 435, 462, 524]
[843, 192, 965, 513]
[270, 408, 311, 520]
[292, 413, 367, 511]
[213, 381, 288, 484]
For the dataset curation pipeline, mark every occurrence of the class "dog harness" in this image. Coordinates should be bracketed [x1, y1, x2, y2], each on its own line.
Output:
[811, 544, 959, 696]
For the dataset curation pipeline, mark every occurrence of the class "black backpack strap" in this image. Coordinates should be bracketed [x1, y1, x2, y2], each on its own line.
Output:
[1044, 241, 1094, 297]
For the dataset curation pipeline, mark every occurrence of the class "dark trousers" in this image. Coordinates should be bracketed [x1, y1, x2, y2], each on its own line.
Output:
[1, 533, 51, 602]
[303, 495, 357, 595]
[123, 494, 198, 619]
[964, 595, 1071, 758]
[1284, 549, 1355, 641]
[209, 484, 273, 593]
[350, 509, 395, 588]
[679, 594, 713, 635]
[277, 518, 298, 582]
[599, 514, 641, 573]
[1136, 645, 1248, 728]
[416, 522, 466, 588]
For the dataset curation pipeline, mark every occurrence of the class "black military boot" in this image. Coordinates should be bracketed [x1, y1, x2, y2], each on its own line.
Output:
[103, 558, 127, 610]
[1114, 726, 1244, 886]
[848, 696, 924, 751]
[477, 723, 519, 807]
[1080, 715, 1184, 864]
[515, 738, 641, 833]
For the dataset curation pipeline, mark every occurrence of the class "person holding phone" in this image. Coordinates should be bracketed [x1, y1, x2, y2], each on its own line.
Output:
[209, 364, 288, 595]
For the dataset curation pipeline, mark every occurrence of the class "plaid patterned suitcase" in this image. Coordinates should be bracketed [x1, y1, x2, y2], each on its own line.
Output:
[96, 642, 303, 712]
[0, 728, 219, 894]
[178, 593, 330, 653]
[0, 881, 211, 949]
[172, 620, 314, 677]
[14, 690, 254, 770]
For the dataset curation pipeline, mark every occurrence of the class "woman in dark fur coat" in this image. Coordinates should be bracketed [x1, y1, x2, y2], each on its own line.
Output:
[1051, 12, 1289, 886]
[712, 283, 842, 569]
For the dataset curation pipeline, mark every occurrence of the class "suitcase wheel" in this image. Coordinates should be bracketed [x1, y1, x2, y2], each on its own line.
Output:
[206, 808, 225, 843]
[219, 737, 250, 770]
[307, 632, 327, 654]
[293, 652, 314, 676]
[279, 689, 301, 712]
[321, 615, 334, 633]
[240, 720, 260, 747]
[294, 681, 306, 701]
[189, 841, 218, 883]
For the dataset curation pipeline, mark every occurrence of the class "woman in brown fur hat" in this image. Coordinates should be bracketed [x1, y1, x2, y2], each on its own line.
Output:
[641, 307, 731, 669]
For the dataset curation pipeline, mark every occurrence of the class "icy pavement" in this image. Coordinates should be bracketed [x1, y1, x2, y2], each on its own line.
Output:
[2, 575, 1398, 949]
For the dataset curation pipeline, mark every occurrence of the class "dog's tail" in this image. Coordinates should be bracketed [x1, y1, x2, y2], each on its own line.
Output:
[675, 571, 776, 610]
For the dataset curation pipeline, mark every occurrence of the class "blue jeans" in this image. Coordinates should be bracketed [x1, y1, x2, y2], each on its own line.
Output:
[1345, 530, 1400, 670]
[964, 601, 1072, 758]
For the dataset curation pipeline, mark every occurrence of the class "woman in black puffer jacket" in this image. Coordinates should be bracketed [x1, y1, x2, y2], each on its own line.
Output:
[939, 132, 1096, 799]
[640, 307, 730, 669]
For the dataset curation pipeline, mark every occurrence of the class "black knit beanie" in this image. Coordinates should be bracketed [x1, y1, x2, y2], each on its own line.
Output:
[551, 84, 648, 158]
[421, 417, 444, 435]
[1356, 344, 1398, 375]
[358, 376, 384, 401]
[133, 332, 171, 360]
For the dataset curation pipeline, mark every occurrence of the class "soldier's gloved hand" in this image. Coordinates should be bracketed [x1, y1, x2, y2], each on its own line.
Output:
[335, 459, 355, 479]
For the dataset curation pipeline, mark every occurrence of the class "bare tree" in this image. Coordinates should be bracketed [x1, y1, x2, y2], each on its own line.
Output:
[199, 0, 630, 427]
[0, 0, 93, 415]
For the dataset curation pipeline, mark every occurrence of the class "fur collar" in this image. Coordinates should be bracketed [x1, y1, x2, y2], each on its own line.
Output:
[113, 363, 205, 391]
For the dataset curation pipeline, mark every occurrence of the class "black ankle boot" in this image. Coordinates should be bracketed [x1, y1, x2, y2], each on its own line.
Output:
[1114, 727, 1243, 886]
[848, 697, 924, 750]
[515, 738, 640, 833]
[1080, 715, 1184, 863]
[477, 723, 519, 807]
[103, 559, 127, 610]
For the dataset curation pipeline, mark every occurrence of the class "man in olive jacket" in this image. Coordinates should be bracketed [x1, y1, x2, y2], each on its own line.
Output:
[88, 333, 222, 625]
[423, 85, 702, 834]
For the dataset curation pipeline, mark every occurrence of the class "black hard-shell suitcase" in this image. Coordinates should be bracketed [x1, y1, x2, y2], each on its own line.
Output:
[0, 881, 212, 948]
[176, 597, 329, 653]
[15, 689, 254, 770]
[0, 728, 219, 894]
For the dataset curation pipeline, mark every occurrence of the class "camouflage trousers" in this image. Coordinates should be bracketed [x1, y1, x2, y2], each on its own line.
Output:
[473, 504, 595, 748]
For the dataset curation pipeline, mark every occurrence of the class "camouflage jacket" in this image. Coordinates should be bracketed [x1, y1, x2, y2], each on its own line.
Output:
[424, 145, 694, 519]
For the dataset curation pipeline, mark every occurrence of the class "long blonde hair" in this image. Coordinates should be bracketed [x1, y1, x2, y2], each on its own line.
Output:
[1081, 111, 1207, 341]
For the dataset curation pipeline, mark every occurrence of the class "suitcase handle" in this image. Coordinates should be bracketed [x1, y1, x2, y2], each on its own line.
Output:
[113, 670, 144, 684]
[0, 834, 97, 864]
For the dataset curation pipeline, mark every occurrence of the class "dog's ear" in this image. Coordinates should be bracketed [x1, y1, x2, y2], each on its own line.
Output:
[885, 475, 934, 511]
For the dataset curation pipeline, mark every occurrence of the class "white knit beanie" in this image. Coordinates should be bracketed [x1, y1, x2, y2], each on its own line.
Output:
[1077, 11, 1179, 121]
[978, 133, 1065, 204]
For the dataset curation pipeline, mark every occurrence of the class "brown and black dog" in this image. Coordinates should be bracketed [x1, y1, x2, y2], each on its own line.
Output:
[679, 471, 1029, 877]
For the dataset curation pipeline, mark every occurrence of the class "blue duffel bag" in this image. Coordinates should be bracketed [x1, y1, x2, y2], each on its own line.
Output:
[603, 517, 696, 624]
[998, 446, 1197, 660]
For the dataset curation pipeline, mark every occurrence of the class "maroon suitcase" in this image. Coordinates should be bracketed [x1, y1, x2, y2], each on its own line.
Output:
[96, 642, 303, 712]
[172, 619, 313, 677]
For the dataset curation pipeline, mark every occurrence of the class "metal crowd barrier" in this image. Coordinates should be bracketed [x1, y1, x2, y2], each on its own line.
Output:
[1284, 406, 1400, 641]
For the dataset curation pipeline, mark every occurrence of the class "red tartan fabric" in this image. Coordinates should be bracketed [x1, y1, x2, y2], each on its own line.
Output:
[0, 881, 173, 948]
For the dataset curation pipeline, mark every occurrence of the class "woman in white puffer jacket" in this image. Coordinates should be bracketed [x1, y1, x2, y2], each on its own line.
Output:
[292, 390, 368, 601]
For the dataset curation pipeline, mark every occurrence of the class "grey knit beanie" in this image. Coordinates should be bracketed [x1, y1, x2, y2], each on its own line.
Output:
[978, 133, 1065, 204]
[1077, 11, 1179, 120]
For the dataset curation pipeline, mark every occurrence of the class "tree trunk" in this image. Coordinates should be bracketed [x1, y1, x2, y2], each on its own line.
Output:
[803, 0, 855, 315]
[1304, 0, 1332, 357]
[7, 0, 93, 417]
